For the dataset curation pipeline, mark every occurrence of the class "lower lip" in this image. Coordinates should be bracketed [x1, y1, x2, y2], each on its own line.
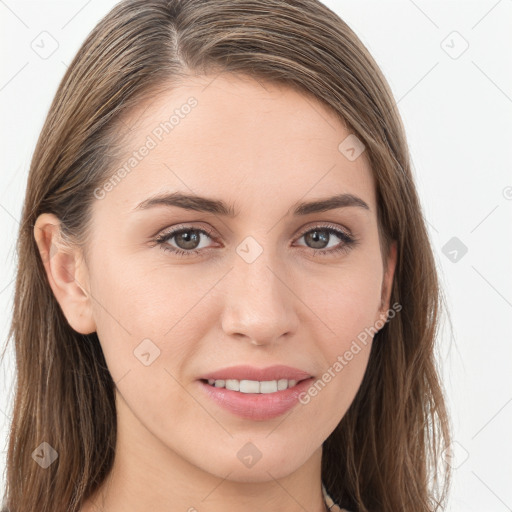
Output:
[198, 377, 314, 421]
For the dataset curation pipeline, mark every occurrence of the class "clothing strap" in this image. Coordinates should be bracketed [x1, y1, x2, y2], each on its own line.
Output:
[321, 482, 349, 512]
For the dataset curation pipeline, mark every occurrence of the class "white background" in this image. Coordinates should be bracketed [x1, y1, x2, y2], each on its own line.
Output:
[1, 0, 511, 510]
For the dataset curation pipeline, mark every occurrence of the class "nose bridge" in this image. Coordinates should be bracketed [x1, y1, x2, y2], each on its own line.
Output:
[220, 240, 298, 345]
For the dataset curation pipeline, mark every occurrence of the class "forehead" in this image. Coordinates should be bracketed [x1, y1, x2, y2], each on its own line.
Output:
[96, 73, 376, 218]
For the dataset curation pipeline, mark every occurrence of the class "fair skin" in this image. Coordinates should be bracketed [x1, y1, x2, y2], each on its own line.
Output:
[34, 73, 396, 512]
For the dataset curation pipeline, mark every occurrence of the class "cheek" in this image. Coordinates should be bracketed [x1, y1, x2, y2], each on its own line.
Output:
[88, 262, 208, 434]
[89, 250, 199, 335]
[88, 256, 218, 384]
[301, 259, 383, 345]
[294, 258, 382, 399]
[292, 280, 378, 434]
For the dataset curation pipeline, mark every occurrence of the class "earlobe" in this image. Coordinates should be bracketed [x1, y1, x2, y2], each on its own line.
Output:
[33, 213, 96, 335]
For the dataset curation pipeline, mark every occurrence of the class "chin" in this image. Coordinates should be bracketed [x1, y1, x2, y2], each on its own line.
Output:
[196, 442, 310, 483]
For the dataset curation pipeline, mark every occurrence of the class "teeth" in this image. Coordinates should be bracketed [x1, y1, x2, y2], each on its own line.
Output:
[240, 380, 260, 393]
[259, 380, 277, 393]
[226, 379, 240, 391]
[206, 378, 299, 393]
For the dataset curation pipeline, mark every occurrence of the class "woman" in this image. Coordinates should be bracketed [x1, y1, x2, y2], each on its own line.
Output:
[1, 0, 452, 510]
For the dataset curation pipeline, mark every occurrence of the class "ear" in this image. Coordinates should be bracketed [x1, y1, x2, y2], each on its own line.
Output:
[33, 213, 96, 335]
[375, 240, 398, 325]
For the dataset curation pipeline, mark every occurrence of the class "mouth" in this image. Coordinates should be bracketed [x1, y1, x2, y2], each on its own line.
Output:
[198, 376, 315, 421]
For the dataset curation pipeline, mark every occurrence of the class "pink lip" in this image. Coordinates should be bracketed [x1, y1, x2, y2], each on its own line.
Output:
[199, 378, 314, 421]
[198, 371, 314, 421]
[199, 364, 312, 382]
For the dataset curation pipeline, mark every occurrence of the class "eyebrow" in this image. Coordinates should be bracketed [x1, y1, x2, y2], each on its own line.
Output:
[133, 191, 370, 216]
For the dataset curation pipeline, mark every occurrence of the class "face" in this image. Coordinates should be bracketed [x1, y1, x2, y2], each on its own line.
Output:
[37, 73, 396, 484]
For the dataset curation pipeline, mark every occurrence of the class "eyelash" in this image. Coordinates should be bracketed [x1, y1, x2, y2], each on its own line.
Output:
[153, 223, 359, 258]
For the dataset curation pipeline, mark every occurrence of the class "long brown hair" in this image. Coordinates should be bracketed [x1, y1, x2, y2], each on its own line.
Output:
[1, 1, 452, 510]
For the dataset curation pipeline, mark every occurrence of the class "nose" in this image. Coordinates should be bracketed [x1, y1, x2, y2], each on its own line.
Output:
[220, 252, 299, 347]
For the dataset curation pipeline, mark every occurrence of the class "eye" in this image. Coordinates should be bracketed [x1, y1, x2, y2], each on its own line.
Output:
[294, 223, 358, 256]
[153, 225, 217, 258]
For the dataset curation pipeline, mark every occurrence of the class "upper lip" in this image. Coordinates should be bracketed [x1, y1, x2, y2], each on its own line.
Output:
[199, 365, 313, 382]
